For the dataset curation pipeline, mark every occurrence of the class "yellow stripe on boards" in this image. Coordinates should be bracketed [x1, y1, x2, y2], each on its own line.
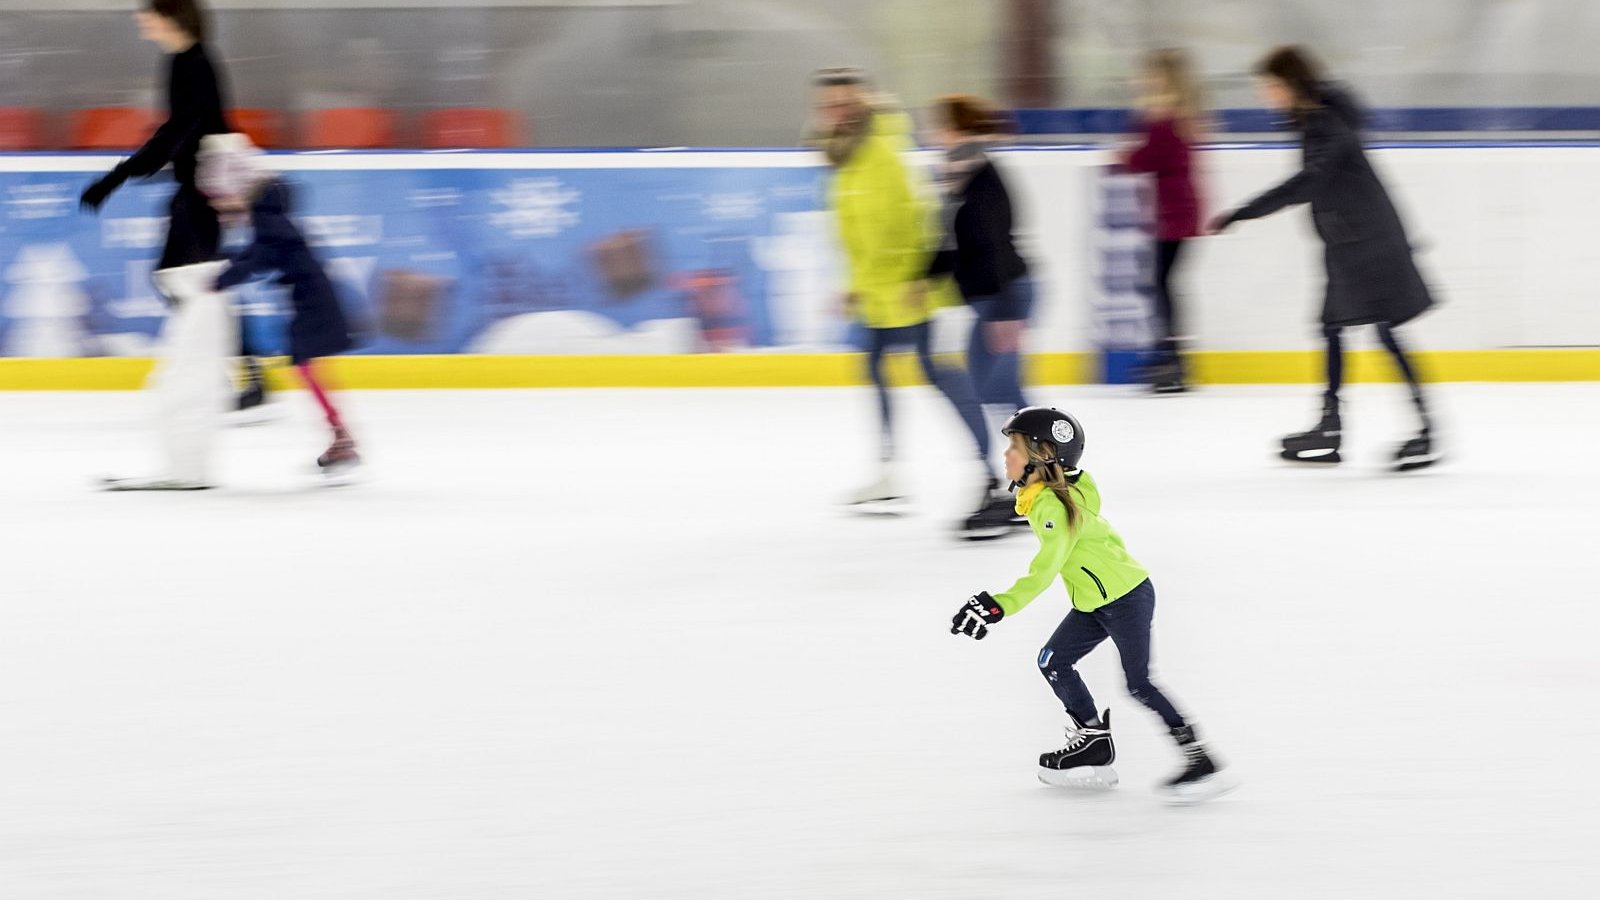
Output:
[0, 349, 1596, 391]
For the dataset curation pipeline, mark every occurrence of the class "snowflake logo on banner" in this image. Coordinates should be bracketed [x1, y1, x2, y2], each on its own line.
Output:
[704, 192, 762, 221]
[490, 178, 581, 238]
[1051, 420, 1074, 444]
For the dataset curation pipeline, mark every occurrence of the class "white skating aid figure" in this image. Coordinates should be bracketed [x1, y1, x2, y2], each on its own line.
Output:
[100, 259, 236, 491]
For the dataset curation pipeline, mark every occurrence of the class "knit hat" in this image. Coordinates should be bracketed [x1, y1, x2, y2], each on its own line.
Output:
[196, 132, 271, 200]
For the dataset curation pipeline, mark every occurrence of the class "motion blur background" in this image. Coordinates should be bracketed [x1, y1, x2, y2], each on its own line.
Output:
[0, 0, 1597, 371]
[2, 0, 1597, 374]
[5, 4, 1600, 899]
[3, 0, 1597, 147]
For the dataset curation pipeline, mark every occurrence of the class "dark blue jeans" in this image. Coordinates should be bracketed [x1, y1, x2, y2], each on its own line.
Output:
[966, 276, 1033, 414]
[865, 322, 988, 460]
[1036, 579, 1187, 729]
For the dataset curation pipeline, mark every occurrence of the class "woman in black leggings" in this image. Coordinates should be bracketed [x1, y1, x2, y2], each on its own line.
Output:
[1213, 46, 1437, 471]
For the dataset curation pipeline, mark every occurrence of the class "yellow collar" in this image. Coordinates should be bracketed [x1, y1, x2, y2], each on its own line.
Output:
[1014, 482, 1047, 517]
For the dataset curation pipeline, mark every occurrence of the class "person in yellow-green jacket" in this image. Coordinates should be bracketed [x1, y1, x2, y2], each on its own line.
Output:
[809, 68, 994, 528]
[949, 407, 1235, 804]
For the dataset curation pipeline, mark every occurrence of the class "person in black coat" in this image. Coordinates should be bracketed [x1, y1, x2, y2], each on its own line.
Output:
[924, 94, 1034, 534]
[77, 0, 271, 411]
[199, 134, 362, 474]
[1212, 46, 1438, 471]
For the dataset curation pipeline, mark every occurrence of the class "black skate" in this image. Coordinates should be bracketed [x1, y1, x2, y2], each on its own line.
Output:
[1393, 429, 1439, 472]
[1147, 358, 1188, 395]
[1158, 724, 1237, 805]
[228, 368, 280, 427]
[959, 478, 1023, 541]
[1037, 710, 1118, 788]
[1281, 397, 1342, 464]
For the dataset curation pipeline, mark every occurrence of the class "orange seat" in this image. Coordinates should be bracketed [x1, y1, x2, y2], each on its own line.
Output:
[0, 107, 45, 150]
[421, 108, 521, 148]
[68, 107, 161, 150]
[229, 108, 285, 148]
[300, 108, 397, 149]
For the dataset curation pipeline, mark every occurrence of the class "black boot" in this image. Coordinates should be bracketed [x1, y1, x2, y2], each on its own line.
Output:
[1394, 397, 1439, 472]
[1038, 710, 1118, 788]
[1394, 426, 1438, 472]
[1158, 723, 1234, 804]
[1148, 343, 1188, 394]
[1281, 395, 1341, 463]
[959, 476, 1019, 541]
[236, 357, 268, 412]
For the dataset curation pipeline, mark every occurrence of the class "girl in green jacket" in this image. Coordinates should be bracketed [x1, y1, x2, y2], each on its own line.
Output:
[950, 407, 1233, 803]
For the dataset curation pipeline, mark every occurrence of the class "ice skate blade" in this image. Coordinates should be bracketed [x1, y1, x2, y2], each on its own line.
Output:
[1158, 772, 1239, 806]
[1037, 765, 1119, 789]
[1393, 452, 1440, 472]
[958, 524, 1012, 542]
[318, 461, 364, 487]
[844, 499, 908, 517]
[99, 475, 214, 492]
[1279, 448, 1341, 464]
[226, 401, 283, 428]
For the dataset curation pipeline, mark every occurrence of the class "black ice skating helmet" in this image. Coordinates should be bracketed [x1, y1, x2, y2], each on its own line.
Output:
[1002, 407, 1086, 475]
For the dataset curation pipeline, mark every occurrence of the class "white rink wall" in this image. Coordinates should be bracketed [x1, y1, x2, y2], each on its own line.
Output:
[998, 144, 1600, 355]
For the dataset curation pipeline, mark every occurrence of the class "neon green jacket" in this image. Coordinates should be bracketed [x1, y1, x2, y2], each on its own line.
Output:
[828, 111, 951, 329]
[993, 472, 1151, 616]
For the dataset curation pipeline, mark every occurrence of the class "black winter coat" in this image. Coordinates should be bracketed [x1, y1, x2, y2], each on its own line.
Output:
[216, 180, 355, 364]
[1228, 84, 1434, 328]
[926, 160, 1028, 300]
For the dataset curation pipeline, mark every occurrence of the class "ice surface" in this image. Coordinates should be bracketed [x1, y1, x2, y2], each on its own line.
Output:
[2, 383, 1596, 898]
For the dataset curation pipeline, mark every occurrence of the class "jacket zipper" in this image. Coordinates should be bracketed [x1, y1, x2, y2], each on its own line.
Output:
[1081, 566, 1107, 599]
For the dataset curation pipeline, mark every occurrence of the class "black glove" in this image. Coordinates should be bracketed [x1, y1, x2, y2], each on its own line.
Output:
[79, 173, 121, 214]
[951, 592, 1004, 640]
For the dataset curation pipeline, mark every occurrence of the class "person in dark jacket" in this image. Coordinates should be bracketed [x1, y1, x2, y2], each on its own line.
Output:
[1211, 46, 1438, 471]
[78, 0, 271, 412]
[925, 94, 1033, 537]
[198, 134, 361, 474]
[1120, 49, 1204, 393]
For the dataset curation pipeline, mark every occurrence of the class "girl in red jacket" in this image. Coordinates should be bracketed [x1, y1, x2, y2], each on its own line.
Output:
[1120, 48, 1204, 394]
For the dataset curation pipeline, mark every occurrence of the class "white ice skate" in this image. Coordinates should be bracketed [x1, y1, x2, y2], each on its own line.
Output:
[98, 475, 213, 492]
[843, 462, 906, 516]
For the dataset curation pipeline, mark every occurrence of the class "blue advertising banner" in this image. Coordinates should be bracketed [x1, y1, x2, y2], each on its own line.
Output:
[0, 154, 845, 359]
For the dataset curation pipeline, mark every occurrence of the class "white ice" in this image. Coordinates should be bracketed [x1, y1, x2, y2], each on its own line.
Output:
[2, 382, 1596, 899]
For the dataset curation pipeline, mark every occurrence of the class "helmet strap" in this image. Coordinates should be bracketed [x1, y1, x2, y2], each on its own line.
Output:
[1009, 461, 1036, 493]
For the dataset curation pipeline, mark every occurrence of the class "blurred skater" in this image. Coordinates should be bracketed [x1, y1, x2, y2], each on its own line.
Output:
[1119, 49, 1204, 394]
[1212, 46, 1438, 471]
[922, 94, 1034, 537]
[809, 68, 994, 526]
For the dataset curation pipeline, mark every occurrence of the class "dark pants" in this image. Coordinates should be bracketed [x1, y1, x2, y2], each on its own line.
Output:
[158, 186, 258, 365]
[1036, 579, 1186, 730]
[865, 322, 988, 461]
[966, 276, 1032, 414]
[1152, 239, 1187, 362]
[1323, 322, 1428, 424]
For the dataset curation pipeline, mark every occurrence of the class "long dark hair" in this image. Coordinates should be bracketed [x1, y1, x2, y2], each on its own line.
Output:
[147, 0, 208, 43]
[1256, 45, 1323, 121]
[935, 94, 1015, 137]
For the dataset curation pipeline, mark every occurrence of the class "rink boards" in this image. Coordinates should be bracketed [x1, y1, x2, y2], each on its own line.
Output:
[1, 146, 1598, 388]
